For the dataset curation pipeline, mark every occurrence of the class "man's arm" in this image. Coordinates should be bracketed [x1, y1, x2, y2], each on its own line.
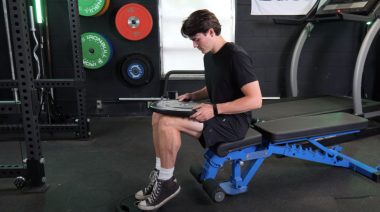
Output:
[191, 81, 262, 122]
[177, 86, 208, 101]
[217, 81, 262, 114]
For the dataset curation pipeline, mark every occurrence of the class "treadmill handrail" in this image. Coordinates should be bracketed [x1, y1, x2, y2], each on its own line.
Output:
[290, 22, 315, 97]
[290, 1, 380, 113]
[352, 18, 380, 116]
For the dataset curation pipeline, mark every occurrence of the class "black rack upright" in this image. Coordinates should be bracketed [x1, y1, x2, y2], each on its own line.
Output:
[0, 0, 90, 190]
[0, 0, 47, 191]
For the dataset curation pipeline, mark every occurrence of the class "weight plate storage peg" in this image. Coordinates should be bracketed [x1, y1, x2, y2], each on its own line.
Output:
[120, 54, 153, 87]
[115, 3, 153, 41]
[78, 0, 106, 17]
[81, 32, 113, 70]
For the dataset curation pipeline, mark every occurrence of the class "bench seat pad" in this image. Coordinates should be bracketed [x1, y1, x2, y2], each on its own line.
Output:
[254, 112, 368, 143]
[211, 128, 262, 157]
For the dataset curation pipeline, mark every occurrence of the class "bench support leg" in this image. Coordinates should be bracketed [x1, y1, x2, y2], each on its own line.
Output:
[268, 135, 380, 182]
[199, 147, 270, 195]
[200, 150, 226, 180]
[220, 158, 266, 195]
[308, 138, 380, 182]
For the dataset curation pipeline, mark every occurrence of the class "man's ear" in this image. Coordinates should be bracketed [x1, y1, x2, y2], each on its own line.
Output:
[209, 28, 215, 37]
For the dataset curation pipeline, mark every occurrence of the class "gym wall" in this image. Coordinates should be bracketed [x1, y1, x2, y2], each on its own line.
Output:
[363, 29, 380, 101]
[47, 0, 161, 116]
[236, 0, 366, 98]
[2, 0, 379, 117]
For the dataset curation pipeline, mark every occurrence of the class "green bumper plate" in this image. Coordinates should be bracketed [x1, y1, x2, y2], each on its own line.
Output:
[78, 0, 105, 16]
[81, 32, 112, 70]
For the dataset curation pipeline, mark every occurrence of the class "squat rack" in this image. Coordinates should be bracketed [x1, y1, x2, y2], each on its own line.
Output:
[0, 0, 89, 190]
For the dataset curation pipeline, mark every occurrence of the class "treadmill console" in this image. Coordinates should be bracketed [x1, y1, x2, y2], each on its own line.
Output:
[317, 0, 379, 16]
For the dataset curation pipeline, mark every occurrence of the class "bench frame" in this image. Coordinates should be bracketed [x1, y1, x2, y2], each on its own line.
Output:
[197, 129, 380, 199]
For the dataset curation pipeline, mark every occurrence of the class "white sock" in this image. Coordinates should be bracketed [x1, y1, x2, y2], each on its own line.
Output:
[158, 167, 174, 181]
[155, 157, 161, 171]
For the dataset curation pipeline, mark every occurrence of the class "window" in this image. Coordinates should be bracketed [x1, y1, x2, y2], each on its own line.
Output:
[159, 0, 235, 78]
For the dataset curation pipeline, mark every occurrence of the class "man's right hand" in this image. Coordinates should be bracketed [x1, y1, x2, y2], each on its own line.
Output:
[177, 93, 192, 102]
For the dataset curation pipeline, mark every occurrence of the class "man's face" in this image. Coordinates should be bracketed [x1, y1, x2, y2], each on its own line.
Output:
[190, 30, 213, 54]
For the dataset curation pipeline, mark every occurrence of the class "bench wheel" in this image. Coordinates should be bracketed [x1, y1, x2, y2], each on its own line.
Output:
[202, 179, 225, 203]
[14, 176, 26, 190]
[190, 163, 203, 183]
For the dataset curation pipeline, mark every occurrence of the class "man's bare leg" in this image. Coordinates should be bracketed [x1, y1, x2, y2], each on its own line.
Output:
[152, 112, 162, 159]
[156, 115, 203, 169]
[138, 115, 203, 210]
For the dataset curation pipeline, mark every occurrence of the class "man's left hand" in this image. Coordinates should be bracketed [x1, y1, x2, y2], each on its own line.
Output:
[190, 103, 214, 122]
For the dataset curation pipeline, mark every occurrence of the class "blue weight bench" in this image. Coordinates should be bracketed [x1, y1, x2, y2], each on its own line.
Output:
[190, 112, 380, 202]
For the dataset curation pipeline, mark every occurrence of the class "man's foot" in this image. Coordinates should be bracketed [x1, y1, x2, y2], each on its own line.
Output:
[135, 169, 159, 200]
[137, 176, 181, 211]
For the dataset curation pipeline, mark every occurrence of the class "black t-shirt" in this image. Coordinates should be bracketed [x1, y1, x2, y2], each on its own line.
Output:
[204, 42, 257, 125]
[204, 42, 257, 104]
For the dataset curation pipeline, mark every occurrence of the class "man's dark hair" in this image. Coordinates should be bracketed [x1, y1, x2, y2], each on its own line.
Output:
[181, 9, 221, 38]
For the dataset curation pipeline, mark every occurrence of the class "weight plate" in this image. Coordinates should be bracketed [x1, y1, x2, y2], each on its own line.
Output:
[120, 54, 153, 86]
[81, 32, 113, 70]
[127, 63, 145, 80]
[116, 195, 140, 212]
[95, 0, 110, 16]
[115, 3, 153, 41]
[149, 100, 197, 117]
[78, 0, 106, 17]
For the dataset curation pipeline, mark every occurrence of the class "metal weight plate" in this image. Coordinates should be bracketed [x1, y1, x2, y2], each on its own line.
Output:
[95, 0, 110, 16]
[81, 32, 113, 70]
[78, 0, 106, 17]
[120, 54, 153, 86]
[116, 195, 141, 212]
[149, 100, 198, 117]
[115, 3, 153, 41]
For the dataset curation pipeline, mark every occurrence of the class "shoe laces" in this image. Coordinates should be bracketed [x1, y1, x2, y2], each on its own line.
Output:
[143, 170, 159, 193]
[147, 180, 162, 204]
[149, 170, 159, 181]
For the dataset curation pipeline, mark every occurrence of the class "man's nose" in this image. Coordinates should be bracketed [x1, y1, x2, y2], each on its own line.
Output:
[193, 41, 198, 48]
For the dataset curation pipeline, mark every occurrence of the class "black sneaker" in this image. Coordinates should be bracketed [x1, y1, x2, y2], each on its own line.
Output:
[135, 169, 159, 200]
[137, 176, 181, 211]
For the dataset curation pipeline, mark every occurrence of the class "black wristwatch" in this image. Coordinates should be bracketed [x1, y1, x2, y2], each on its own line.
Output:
[213, 104, 219, 116]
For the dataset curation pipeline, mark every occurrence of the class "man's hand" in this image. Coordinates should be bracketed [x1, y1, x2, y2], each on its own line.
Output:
[190, 103, 214, 122]
[177, 93, 192, 102]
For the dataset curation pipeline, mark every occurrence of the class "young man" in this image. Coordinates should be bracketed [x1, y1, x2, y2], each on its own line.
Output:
[136, 9, 262, 211]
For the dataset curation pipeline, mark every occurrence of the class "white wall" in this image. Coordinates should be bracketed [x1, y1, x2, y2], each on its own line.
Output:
[159, 0, 235, 77]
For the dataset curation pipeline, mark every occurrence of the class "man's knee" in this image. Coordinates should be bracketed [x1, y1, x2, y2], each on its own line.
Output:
[153, 113, 177, 130]
[152, 112, 163, 127]
[157, 116, 177, 130]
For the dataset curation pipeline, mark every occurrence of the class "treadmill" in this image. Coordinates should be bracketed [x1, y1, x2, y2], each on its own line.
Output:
[253, 0, 380, 121]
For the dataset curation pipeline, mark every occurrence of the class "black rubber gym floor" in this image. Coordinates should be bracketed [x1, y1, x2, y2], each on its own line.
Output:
[1, 116, 380, 212]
